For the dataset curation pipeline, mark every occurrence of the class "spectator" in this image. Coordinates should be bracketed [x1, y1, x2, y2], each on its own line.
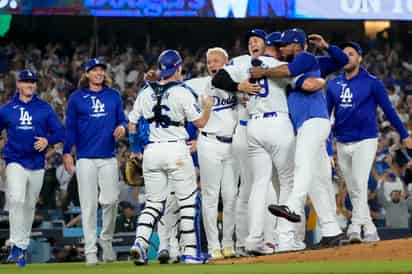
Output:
[378, 181, 412, 228]
[115, 202, 137, 233]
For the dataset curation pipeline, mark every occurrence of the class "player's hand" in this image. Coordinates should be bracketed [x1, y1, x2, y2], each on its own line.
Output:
[201, 95, 214, 111]
[249, 67, 267, 79]
[34, 136, 48, 152]
[238, 79, 260, 95]
[144, 69, 160, 81]
[187, 140, 197, 153]
[403, 136, 412, 149]
[130, 152, 143, 160]
[308, 34, 329, 49]
[113, 125, 126, 139]
[63, 153, 75, 175]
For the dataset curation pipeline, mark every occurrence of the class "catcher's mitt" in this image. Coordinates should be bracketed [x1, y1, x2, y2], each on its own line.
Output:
[125, 157, 144, 186]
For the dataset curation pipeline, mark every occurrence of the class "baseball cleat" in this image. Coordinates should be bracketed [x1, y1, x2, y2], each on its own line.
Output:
[363, 233, 380, 243]
[130, 242, 148, 266]
[267, 204, 301, 223]
[312, 233, 345, 249]
[7, 246, 20, 263]
[209, 249, 224, 260]
[222, 246, 235, 258]
[85, 253, 99, 266]
[157, 249, 170, 264]
[180, 254, 208, 264]
[348, 232, 362, 244]
[17, 249, 26, 268]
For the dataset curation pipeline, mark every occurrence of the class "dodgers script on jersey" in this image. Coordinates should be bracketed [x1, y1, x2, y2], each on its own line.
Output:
[225, 55, 292, 115]
[185, 76, 237, 137]
[129, 83, 201, 142]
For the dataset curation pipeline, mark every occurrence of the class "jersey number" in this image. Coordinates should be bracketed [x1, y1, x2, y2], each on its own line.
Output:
[257, 78, 269, 98]
[152, 105, 172, 128]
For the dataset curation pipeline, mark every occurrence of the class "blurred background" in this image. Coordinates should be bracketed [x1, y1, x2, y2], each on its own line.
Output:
[0, 0, 412, 264]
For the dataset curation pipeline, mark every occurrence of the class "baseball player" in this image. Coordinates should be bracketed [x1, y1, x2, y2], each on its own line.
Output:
[212, 29, 324, 254]
[63, 58, 127, 265]
[250, 29, 348, 250]
[0, 69, 64, 267]
[185, 47, 238, 260]
[128, 50, 213, 265]
[212, 29, 278, 256]
[326, 41, 412, 243]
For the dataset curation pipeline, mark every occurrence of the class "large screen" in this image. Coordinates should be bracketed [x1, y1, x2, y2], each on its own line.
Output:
[0, 0, 286, 17]
[289, 0, 412, 20]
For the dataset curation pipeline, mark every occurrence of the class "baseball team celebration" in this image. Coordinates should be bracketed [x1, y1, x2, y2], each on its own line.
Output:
[0, 1, 411, 273]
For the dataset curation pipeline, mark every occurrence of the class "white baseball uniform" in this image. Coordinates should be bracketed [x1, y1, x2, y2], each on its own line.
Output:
[224, 55, 296, 251]
[129, 82, 202, 258]
[185, 76, 238, 253]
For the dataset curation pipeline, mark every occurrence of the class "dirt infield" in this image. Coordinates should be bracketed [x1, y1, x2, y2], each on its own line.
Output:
[213, 238, 412, 264]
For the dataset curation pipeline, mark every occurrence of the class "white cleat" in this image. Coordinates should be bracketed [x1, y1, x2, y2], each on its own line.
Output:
[85, 253, 99, 266]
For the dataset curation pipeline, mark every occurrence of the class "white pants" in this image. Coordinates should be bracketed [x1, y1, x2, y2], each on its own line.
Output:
[287, 118, 341, 239]
[246, 113, 295, 250]
[157, 192, 180, 257]
[6, 163, 44, 249]
[136, 142, 199, 257]
[197, 133, 237, 252]
[337, 138, 378, 235]
[233, 123, 278, 248]
[76, 158, 120, 255]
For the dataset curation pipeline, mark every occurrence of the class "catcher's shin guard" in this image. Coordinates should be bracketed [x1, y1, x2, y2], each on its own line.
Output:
[178, 190, 206, 261]
[135, 199, 165, 248]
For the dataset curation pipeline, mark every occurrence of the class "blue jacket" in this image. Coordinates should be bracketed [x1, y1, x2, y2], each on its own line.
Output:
[326, 67, 408, 143]
[63, 87, 128, 158]
[287, 45, 349, 130]
[0, 94, 64, 169]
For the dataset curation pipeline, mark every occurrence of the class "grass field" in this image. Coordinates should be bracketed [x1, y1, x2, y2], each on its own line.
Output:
[1, 260, 412, 274]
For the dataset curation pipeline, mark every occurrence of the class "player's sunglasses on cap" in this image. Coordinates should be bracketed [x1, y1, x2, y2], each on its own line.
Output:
[340, 41, 363, 56]
[245, 29, 267, 44]
[265, 32, 282, 46]
[275, 28, 307, 47]
[157, 50, 183, 79]
[82, 58, 107, 72]
[17, 69, 38, 82]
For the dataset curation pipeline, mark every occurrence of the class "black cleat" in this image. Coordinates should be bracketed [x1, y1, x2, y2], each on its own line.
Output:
[158, 249, 170, 264]
[267, 205, 301, 223]
[312, 233, 346, 249]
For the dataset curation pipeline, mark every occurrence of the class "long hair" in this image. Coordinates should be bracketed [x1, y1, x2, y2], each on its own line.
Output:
[78, 71, 113, 89]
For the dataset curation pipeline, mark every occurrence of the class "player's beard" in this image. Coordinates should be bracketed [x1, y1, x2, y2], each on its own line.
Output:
[283, 54, 294, 62]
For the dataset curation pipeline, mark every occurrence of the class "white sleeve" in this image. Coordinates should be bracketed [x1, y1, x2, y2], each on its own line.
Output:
[180, 90, 202, 122]
[224, 62, 244, 83]
[184, 78, 207, 97]
[128, 94, 142, 123]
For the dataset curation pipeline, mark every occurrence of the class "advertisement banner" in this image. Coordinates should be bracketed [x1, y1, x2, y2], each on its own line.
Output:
[0, 0, 286, 17]
[290, 0, 412, 20]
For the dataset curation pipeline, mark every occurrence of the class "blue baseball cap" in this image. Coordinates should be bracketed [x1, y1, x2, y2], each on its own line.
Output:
[82, 58, 107, 72]
[17, 69, 38, 82]
[340, 41, 363, 56]
[157, 50, 183, 79]
[265, 32, 281, 46]
[245, 29, 267, 43]
[276, 28, 307, 47]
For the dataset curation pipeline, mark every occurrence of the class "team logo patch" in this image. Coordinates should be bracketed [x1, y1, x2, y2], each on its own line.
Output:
[18, 107, 33, 130]
[339, 84, 353, 108]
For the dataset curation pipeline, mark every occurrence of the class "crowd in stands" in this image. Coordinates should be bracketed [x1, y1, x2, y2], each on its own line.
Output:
[0, 31, 412, 262]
